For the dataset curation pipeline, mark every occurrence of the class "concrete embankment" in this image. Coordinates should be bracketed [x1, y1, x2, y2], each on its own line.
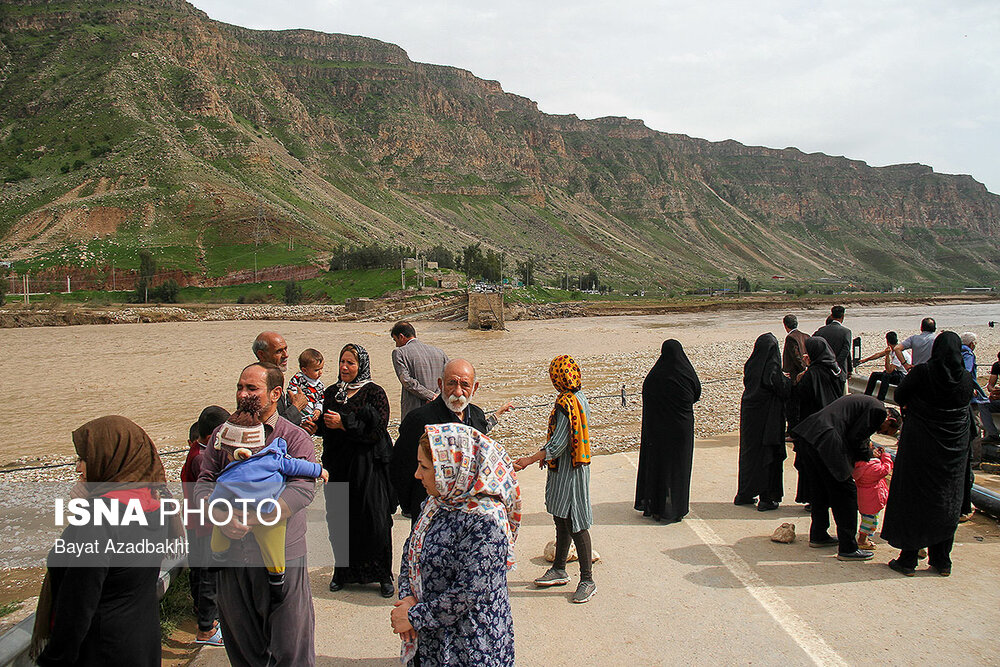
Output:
[191, 433, 1000, 667]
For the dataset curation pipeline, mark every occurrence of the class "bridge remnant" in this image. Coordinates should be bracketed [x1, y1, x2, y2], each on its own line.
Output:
[468, 292, 504, 330]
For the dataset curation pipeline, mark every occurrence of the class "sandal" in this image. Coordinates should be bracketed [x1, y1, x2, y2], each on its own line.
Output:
[195, 624, 224, 647]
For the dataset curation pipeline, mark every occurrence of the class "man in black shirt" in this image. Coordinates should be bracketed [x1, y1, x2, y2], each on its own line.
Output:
[814, 305, 853, 381]
[390, 358, 489, 519]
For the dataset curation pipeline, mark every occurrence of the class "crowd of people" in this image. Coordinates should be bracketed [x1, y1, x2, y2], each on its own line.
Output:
[30, 321, 570, 666]
[30, 311, 990, 665]
[737, 306, 983, 573]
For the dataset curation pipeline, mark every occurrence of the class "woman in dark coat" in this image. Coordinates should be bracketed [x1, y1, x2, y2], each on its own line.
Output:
[792, 336, 846, 505]
[882, 331, 976, 576]
[790, 395, 899, 559]
[32, 416, 173, 666]
[318, 343, 396, 597]
[635, 339, 702, 523]
[735, 333, 791, 511]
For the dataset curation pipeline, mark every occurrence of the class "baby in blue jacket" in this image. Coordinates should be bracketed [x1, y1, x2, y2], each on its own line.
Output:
[210, 403, 327, 601]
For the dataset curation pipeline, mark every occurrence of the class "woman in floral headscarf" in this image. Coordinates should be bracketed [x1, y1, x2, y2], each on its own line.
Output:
[514, 354, 596, 603]
[317, 342, 396, 597]
[391, 423, 520, 666]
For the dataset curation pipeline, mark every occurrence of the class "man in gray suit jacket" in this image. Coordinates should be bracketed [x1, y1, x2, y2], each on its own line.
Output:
[390, 321, 449, 419]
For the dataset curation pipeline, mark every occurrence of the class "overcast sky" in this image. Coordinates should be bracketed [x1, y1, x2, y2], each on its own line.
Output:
[190, 0, 1000, 194]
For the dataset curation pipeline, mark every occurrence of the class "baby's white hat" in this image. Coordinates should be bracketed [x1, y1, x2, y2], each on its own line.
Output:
[214, 422, 266, 460]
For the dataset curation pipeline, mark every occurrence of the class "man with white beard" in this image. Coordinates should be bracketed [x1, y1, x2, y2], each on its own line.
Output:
[390, 359, 489, 523]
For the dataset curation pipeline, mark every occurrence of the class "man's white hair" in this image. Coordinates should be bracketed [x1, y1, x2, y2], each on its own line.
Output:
[960, 332, 977, 346]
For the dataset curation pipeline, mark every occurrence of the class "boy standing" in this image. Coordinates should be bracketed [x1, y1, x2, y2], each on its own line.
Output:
[180, 405, 230, 646]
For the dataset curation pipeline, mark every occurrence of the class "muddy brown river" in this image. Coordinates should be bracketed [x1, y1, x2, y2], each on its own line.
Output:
[2, 301, 999, 464]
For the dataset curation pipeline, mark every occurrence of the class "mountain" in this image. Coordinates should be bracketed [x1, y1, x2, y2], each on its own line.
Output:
[2, 0, 999, 290]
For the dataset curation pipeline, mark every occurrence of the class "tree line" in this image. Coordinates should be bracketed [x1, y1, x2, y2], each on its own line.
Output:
[324, 241, 613, 290]
[327, 241, 550, 287]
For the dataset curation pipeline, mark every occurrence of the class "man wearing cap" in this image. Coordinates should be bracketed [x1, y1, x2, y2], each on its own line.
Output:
[814, 305, 853, 381]
[195, 362, 318, 666]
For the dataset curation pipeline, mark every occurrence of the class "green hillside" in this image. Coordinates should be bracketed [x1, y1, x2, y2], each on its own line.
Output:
[2, 0, 999, 291]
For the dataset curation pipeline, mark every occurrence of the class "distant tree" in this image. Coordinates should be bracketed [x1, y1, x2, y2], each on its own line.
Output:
[284, 280, 303, 305]
[460, 243, 501, 282]
[483, 249, 500, 282]
[139, 250, 156, 280]
[134, 250, 157, 303]
[736, 275, 751, 293]
[516, 258, 535, 286]
[425, 244, 456, 269]
[151, 279, 180, 303]
[460, 243, 485, 278]
[583, 269, 600, 291]
[328, 242, 415, 270]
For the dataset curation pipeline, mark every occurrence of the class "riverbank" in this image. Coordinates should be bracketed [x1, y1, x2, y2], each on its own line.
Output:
[0, 291, 994, 328]
[4, 298, 999, 469]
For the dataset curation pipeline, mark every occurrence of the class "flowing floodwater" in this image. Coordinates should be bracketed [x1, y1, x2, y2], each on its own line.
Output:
[1, 300, 999, 465]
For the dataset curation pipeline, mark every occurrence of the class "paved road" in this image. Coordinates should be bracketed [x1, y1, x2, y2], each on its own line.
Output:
[194, 434, 1000, 666]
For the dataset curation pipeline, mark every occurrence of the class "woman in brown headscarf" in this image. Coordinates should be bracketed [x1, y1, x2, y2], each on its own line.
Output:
[32, 416, 174, 666]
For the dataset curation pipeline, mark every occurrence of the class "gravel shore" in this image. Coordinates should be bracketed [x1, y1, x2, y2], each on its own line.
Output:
[7, 321, 999, 479]
[4, 311, 999, 570]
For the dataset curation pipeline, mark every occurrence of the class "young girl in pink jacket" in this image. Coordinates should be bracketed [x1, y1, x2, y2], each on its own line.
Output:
[853, 444, 893, 550]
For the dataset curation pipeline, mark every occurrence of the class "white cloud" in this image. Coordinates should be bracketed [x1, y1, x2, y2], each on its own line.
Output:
[190, 0, 1000, 193]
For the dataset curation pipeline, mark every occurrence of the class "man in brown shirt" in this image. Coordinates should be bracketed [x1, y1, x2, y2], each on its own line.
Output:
[195, 362, 317, 666]
[782, 314, 809, 377]
[782, 314, 810, 429]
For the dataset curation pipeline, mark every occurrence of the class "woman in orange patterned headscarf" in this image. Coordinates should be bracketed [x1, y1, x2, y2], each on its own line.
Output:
[514, 354, 596, 604]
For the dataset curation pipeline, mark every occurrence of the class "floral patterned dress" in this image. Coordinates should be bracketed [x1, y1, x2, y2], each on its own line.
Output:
[399, 509, 514, 666]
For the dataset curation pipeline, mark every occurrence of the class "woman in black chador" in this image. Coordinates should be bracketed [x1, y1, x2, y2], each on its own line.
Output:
[792, 336, 846, 505]
[735, 333, 791, 511]
[882, 331, 976, 576]
[318, 343, 396, 597]
[635, 339, 702, 523]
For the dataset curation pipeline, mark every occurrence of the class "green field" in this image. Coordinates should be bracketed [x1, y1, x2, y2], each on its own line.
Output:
[3, 268, 408, 305]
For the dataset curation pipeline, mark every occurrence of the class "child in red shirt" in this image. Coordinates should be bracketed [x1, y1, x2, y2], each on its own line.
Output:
[852, 444, 893, 550]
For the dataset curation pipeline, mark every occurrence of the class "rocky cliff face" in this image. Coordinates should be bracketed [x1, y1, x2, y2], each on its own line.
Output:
[1, 0, 998, 288]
